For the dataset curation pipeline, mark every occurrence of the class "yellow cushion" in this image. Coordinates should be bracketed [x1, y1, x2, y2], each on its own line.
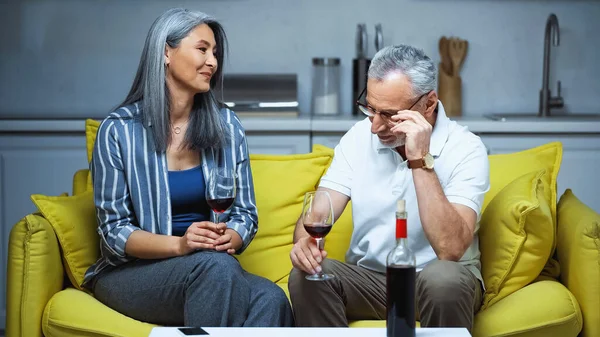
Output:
[7, 214, 65, 337]
[349, 321, 387, 328]
[85, 118, 100, 164]
[557, 189, 600, 337]
[479, 170, 554, 309]
[85, 119, 101, 192]
[484, 141, 561, 222]
[72, 169, 89, 196]
[485, 142, 562, 284]
[235, 151, 334, 282]
[473, 280, 582, 337]
[30, 191, 99, 290]
[311, 143, 334, 154]
[43, 288, 156, 337]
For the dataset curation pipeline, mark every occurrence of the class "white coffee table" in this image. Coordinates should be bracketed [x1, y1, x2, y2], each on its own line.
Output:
[149, 327, 471, 337]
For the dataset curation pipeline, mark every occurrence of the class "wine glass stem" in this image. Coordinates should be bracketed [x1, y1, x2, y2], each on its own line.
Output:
[213, 212, 219, 224]
[316, 238, 324, 277]
[316, 237, 323, 250]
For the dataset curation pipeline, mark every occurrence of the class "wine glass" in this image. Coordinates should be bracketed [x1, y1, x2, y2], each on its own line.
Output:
[302, 190, 335, 281]
[205, 167, 236, 226]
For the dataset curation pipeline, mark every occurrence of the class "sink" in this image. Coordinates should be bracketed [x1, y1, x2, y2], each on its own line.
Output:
[484, 113, 600, 121]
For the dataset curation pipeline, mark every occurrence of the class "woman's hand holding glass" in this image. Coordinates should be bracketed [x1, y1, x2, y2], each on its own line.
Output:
[178, 221, 226, 255]
[173, 166, 242, 255]
[213, 228, 242, 254]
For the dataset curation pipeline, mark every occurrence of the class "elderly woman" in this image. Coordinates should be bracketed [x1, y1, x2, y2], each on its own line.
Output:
[82, 8, 293, 328]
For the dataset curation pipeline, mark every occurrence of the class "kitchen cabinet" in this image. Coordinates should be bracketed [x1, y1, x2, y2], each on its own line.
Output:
[312, 133, 346, 150]
[480, 135, 600, 213]
[241, 117, 312, 155]
[246, 133, 310, 155]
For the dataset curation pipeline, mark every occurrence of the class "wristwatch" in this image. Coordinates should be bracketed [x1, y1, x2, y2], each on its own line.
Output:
[408, 153, 434, 170]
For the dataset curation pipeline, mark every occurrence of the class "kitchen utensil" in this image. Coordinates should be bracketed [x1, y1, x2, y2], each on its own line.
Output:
[356, 23, 368, 58]
[458, 40, 468, 71]
[375, 23, 383, 53]
[438, 36, 468, 117]
[438, 36, 452, 75]
[448, 37, 468, 76]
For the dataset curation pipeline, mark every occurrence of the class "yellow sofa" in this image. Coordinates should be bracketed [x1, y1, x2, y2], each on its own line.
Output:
[6, 135, 599, 337]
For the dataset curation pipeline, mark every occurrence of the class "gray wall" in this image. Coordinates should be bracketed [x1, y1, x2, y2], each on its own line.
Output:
[1, 0, 599, 119]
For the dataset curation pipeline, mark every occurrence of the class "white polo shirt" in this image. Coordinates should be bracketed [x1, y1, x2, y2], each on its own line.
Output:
[319, 101, 490, 283]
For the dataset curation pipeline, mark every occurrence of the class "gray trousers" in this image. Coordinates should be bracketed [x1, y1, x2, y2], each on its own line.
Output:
[92, 250, 294, 327]
[288, 259, 482, 332]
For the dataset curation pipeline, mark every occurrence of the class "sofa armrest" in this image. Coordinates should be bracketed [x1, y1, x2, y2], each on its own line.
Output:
[557, 189, 600, 337]
[7, 214, 64, 337]
[72, 169, 90, 196]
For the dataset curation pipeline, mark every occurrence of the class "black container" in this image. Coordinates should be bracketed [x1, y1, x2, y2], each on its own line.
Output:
[352, 58, 370, 116]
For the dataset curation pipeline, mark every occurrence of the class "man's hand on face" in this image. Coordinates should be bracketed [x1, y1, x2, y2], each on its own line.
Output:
[389, 110, 432, 160]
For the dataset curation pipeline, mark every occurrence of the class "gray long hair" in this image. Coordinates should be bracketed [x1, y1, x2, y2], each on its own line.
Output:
[368, 44, 437, 98]
[119, 8, 228, 152]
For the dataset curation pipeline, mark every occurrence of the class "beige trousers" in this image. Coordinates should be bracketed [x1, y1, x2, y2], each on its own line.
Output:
[288, 259, 482, 333]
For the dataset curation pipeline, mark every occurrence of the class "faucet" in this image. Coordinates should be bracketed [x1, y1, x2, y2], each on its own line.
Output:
[539, 13, 564, 117]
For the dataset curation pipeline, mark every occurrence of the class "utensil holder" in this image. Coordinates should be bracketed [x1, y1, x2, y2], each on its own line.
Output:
[438, 65, 462, 117]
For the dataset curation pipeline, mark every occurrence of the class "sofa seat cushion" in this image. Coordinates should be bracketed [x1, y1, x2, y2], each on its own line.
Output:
[473, 280, 582, 337]
[43, 288, 156, 337]
[348, 321, 422, 328]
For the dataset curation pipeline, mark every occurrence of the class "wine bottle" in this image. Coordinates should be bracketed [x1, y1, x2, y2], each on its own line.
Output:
[386, 199, 416, 337]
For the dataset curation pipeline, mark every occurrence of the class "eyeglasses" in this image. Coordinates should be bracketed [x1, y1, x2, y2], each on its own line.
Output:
[355, 87, 430, 120]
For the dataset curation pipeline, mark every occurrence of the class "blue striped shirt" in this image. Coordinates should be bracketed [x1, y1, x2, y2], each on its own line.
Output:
[82, 102, 258, 288]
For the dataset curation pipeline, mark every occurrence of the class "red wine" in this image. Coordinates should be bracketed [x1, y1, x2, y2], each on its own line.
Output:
[206, 198, 234, 213]
[303, 224, 332, 238]
[386, 265, 416, 337]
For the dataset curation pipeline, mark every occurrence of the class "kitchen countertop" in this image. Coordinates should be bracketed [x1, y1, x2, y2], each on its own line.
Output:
[311, 116, 600, 134]
[1, 116, 599, 134]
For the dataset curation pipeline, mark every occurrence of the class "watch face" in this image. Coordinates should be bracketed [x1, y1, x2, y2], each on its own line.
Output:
[424, 153, 434, 169]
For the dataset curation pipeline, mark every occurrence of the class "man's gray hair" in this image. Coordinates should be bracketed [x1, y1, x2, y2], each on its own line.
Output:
[368, 44, 437, 98]
[119, 8, 228, 152]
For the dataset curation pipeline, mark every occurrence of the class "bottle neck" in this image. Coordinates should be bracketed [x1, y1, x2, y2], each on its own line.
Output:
[395, 217, 407, 242]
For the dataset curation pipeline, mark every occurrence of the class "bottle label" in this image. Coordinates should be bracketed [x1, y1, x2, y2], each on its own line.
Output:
[396, 218, 407, 239]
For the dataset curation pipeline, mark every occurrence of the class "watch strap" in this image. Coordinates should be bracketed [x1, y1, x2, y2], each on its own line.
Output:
[407, 159, 424, 169]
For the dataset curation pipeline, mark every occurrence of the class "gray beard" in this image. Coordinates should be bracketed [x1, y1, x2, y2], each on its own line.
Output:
[379, 136, 406, 149]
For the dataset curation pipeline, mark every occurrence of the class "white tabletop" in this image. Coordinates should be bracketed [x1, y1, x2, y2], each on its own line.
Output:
[149, 327, 471, 337]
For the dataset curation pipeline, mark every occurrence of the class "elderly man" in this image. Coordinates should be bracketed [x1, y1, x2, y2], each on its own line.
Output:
[288, 44, 490, 332]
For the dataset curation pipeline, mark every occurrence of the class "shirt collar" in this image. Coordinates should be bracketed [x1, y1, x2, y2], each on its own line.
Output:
[375, 100, 450, 157]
